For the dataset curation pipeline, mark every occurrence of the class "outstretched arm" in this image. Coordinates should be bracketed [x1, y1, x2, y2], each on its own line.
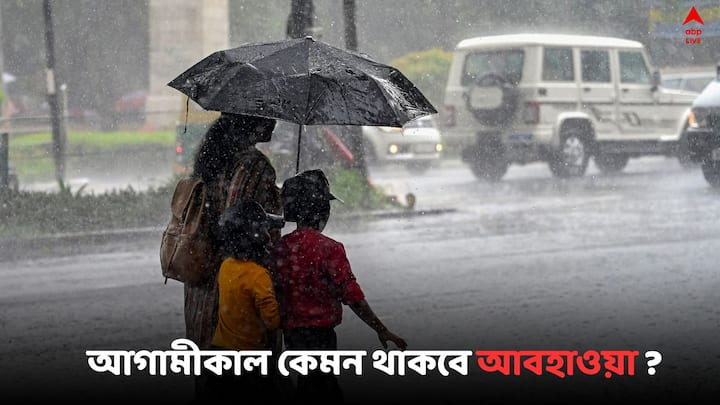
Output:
[349, 300, 407, 350]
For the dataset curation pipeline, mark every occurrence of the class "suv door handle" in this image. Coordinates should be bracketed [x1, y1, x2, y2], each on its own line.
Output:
[621, 88, 629, 93]
[583, 87, 591, 92]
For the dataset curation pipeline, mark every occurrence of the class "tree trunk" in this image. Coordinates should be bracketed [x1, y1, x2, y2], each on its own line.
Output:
[286, 0, 314, 39]
[342, 0, 369, 181]
[43, 0, 67, 185]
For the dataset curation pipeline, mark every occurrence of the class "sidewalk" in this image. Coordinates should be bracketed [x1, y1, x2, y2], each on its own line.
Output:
[0, 206, 456, 262]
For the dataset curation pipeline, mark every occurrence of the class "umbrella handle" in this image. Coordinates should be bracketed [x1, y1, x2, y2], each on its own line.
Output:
[295, 124, 302, 174]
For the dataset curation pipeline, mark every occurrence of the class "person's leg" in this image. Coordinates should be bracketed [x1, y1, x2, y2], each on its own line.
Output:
[284, 328, 343, 405]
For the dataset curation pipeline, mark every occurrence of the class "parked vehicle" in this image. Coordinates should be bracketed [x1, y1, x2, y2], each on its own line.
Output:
[114, 90, 147, 126]
[661, 70, 715, 94]
[441, 33, 696, 181]
[362, 115, 444, 174]
[660, 68, 716, 167]
[684, 65, 720, 188]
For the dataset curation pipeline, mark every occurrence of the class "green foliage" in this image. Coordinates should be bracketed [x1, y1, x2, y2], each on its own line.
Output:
[327, 167, 367, 211]
[0, 182, 174, 239]
[326, 166, 394, 212]
[57, 179, 88, 198]
[389, 48, 453, 111]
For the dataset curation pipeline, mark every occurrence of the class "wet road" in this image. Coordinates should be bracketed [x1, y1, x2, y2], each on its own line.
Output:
[1, 156, 718, 403]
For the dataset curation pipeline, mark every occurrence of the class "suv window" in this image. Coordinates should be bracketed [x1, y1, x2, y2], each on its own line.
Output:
[662, 78, 682, 89]
[685, 77, 712, 93]
[581, 50, 610, 82]
[462, 50, 524, 85]
[542, 47, 574, 81]
[619, 51, 650, 84]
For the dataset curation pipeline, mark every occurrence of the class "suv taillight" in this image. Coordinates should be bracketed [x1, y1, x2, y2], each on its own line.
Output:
[444, 105, 456, 127]
[523, 101, 540, 124]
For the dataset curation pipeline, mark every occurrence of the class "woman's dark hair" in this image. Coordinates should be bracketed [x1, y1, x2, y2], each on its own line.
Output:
[192, 113, 274, 184]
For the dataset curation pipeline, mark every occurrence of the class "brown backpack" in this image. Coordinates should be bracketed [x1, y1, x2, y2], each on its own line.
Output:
[160, 176, 219, 285]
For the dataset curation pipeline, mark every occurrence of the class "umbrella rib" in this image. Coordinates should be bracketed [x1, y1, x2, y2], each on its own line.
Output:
[304, 73, 335, 123]
[303, 71, 313, 124]
[199, 63, 246, 111]
[367, 73, 406, 127]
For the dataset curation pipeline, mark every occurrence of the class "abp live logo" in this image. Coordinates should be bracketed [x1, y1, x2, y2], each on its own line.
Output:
[683, 6, 703, 44]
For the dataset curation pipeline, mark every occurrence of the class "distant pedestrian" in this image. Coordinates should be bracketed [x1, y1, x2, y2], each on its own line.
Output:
[271, 169, 407, 405]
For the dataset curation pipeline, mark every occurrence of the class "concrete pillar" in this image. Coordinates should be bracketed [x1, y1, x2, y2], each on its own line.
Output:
[145, 0, 229, 129]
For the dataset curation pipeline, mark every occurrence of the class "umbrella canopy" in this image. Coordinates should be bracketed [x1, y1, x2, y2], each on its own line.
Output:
[167, 36, 437, 127]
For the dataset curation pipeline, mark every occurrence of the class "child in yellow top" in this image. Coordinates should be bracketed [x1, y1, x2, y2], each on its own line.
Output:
[212, 199, 283, 350]
[201, 200, 285, 401]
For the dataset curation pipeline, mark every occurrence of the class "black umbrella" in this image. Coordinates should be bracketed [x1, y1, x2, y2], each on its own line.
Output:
[168, 36, 437, 173]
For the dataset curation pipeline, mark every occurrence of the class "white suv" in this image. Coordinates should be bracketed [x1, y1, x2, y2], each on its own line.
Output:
[441, 33, 696, 181]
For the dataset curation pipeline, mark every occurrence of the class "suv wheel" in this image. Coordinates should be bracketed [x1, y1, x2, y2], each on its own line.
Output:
[594, 153, 629, 174]
[463, 137, 509, 182]
[469, 157, 509, 182]
[701, 159, 720, 188]
[549, 127, 591, 178]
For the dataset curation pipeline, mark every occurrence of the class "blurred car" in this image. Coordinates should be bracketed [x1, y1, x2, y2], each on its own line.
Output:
[362, 115, 443, 174]
[663, 70, 717, 166]
[111, 90, 147, 129]
[684, 65, 720, 187]
[661, 71, 715, 94]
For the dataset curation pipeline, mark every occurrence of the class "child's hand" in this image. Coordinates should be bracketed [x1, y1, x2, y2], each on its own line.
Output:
[378, 330, 407, 350]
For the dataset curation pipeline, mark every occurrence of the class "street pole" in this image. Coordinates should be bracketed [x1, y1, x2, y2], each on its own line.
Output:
[43, 0, 66, 185]
[343, 0, 358, 52]
[342, 0, 369, 181]
[0, 5, 7, 191]
[286, 0, 314, 173]
[0, 133, 8, 191]
[286, 0, 314, 39]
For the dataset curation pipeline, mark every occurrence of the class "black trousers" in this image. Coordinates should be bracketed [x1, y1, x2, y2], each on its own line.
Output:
[283, 327, 344, 405]
[194, 346, 292, 405]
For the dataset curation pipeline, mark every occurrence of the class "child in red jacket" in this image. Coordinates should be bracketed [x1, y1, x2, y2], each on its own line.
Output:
[272, 169, 407, 405]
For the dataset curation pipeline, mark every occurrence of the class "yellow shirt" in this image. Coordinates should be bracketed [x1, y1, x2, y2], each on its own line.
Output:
[212, 258, 280, 350]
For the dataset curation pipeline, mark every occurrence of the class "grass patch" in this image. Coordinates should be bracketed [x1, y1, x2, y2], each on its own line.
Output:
[8, 129, 176, 180]
[9, 130, 175, 148]
[14, 158, 55, 178]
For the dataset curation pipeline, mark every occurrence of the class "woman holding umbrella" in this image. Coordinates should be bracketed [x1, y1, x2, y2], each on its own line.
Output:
[185, 111, 282, 399]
